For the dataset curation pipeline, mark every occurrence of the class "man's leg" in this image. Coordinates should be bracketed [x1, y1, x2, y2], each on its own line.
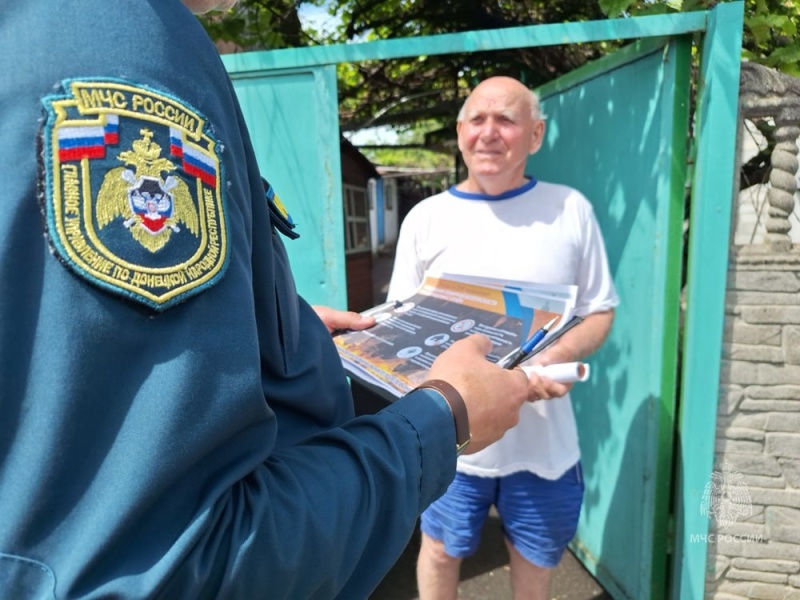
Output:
[417, 532, 462, 600]
[497, 464, 584, 600]
[416, 472, 497, 600]
[504, 537, 551, 600]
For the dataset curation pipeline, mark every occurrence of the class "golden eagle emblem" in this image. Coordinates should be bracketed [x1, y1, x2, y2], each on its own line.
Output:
[97, 129, 199, 252]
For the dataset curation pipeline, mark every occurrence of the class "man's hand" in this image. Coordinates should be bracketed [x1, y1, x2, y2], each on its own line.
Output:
[531, 309, 615, 366]
[426, 334, 571, 454]
[312, 305, 376, 335]
[520, 308, 613, 399]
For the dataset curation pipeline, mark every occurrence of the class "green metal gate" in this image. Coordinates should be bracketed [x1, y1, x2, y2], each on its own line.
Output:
[528, 35, 693, 598]
[223, 4, 744, 597]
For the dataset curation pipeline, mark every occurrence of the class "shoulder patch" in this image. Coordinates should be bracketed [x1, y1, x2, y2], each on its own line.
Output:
[39, 78, 229, 311]
[263, 178, 299, 240]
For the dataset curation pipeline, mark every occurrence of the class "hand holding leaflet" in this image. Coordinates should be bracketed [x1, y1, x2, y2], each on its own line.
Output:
[333, 274, 578, 400]
[514, 316, 589, 383]
[498, 315, 584, 371]
[496, 317, 558, 369]
[523, 315, 584, 360]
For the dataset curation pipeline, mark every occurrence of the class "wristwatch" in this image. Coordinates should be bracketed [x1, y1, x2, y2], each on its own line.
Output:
[413, 379, 471, 455]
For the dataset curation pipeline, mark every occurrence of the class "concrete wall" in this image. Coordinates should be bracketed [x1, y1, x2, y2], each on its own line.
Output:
[706, 62, 800, 599]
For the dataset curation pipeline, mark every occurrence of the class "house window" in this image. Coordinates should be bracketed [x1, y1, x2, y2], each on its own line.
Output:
[343, 184, 370, 253]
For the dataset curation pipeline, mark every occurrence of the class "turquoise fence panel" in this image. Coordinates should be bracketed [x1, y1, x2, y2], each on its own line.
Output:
[226, 65, 346, 308]
[529, 36, 691, 599]
[672, 3, 744, 599]
[222, 5, 743, 596]
[222, 13, 707, 71]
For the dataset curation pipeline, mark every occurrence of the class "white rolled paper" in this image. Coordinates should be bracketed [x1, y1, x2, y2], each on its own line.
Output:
[522, 362, 590, 383]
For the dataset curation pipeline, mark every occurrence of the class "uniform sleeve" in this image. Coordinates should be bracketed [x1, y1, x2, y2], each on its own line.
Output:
[162, 389, 457, 600]
[1, 3, 458, 599]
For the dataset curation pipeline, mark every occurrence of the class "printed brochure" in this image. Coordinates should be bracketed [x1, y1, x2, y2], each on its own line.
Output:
[333, 273, 577, 401]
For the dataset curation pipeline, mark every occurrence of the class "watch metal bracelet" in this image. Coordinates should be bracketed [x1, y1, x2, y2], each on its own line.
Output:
[413, 379, 471, 455]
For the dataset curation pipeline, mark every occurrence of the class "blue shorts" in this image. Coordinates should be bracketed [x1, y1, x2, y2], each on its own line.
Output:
[420, 464, 584, 568]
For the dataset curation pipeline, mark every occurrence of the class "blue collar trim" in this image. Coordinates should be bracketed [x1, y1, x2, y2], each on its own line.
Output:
[449, 177, 538, 201]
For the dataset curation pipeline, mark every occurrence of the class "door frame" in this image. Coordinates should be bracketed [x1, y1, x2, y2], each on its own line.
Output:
[222, 5, 745, 597]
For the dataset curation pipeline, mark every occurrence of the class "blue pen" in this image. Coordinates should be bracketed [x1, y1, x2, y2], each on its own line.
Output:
[497, 316, 559, 369]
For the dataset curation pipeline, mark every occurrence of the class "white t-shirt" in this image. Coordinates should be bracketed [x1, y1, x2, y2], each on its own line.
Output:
[387, 178, 619, 480]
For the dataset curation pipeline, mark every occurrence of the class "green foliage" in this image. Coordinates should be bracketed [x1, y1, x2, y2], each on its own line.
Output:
[197, 1, 310, 50]
[365, 146, 452, 170]
[358, 122, 454, 171]
[317, 0, 609, 136]
[205, 1, 798, 75]
[598, 0, 800, 76]
[598, 0, 634, 16]
[743, 0, 800, 76]
[200, 0, 799, 170]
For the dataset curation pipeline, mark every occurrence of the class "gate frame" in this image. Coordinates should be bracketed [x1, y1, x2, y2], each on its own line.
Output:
[222, 4, 745, 597]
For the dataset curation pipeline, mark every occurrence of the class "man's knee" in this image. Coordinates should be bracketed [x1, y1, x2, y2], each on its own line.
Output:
[420, 533, 460, 566]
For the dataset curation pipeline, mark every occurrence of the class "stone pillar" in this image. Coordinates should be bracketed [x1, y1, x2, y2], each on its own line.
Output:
[739, 61, 800, 253]
[766, 116, 800, 251]
[708, 64, 800, 599]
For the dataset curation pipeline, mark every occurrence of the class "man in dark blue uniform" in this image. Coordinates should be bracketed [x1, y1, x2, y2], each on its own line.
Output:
[0, 1, 566, 597]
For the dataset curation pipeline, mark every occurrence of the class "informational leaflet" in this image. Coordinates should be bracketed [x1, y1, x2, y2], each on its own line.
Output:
[333, 274, 577, 401]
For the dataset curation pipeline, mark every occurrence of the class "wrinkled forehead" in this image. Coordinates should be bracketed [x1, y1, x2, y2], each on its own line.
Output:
[463, 87, 530, 120]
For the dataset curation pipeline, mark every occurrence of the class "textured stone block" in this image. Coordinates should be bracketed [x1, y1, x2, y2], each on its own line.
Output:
[718, 580, 799, 599]
[725, 427, 766, 442]
[731, 557, 800, 574]
[722, 359, 760, 385]
[716, 523, 767, 538]
[729, 413, 770, 430]
[759, 364, 800, 385]
[766, 413, 800, 432]
[710, 555, 732, 581]
[718, 539, 800, 560]
[766, 507, 800, 544]
[778, 458, 800, 488]
[742, 306, 800, 324]
[725, 344, 784, 362]
[729, 271, 800, 293]
[728, 322, 781, 345]
[727, 291, 800, 306]
[716, 439, 764, 454]
[725, 568, 788, 584]
[720, 385, 745, 415]
[740, 474, 786, 489]
[784, 326, 800, 365]
[766, 433, 800, 459]
[717, 453, 781, 477]
[740, 399, 800, 412]
[746, 386, 800, 400]
[749, 488, 800, 509]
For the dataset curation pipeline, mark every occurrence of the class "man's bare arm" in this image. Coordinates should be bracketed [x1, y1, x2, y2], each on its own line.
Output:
[520, 309, 615, 399]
